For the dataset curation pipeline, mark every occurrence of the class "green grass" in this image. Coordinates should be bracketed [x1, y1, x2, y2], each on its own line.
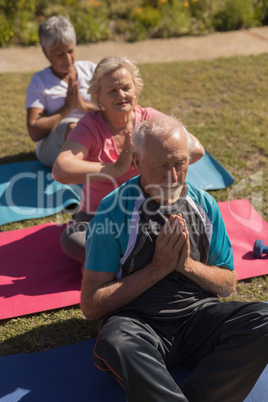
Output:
[0, 54, 267, 356]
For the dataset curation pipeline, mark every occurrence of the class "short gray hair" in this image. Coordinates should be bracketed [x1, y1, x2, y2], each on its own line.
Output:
[88, 57, 144, 108]
[132, 116, 194, 160]
[39, 16, 76, 54]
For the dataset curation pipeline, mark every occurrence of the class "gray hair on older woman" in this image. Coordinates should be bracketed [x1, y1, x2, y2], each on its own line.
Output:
[38, 15, 76, 54]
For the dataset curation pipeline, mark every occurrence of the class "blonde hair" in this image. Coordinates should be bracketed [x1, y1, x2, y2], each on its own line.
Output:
[88, 57, 144, 108]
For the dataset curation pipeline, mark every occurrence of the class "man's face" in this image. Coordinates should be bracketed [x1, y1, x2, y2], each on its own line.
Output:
[134, 128, 189, 204]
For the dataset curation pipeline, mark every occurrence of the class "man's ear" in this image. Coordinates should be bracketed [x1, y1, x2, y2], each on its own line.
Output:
[132, 152, 141, 173]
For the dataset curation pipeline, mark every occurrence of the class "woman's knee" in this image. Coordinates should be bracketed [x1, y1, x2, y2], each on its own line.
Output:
[65, 122, 77, 139]
[60, 222, 88, 263]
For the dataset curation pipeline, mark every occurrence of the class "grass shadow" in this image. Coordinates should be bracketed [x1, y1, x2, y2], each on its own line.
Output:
[0, 152, 37, 165]
[0, 313, 98, 356]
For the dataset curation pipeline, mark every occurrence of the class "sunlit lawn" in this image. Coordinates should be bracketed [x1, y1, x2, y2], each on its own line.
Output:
[0, 54, 267, 355]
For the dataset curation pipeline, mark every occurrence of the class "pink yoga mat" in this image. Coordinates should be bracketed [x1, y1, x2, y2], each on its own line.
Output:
[0, 223, 81, 320]
[0, 199, 267, 320]
[218, 199, 268, 280]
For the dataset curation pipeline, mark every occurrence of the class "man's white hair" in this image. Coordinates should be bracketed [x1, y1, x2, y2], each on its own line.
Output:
[132, 115, 194, 160]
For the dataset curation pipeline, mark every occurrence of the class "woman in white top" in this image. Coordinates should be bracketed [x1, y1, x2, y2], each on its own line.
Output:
[25, 15, 96, 167]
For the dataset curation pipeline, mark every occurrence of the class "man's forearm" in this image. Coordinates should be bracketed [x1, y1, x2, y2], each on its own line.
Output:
[180, 258, 237, 297]
[82, 217, 188, 321]
[81, 261, 172, 321]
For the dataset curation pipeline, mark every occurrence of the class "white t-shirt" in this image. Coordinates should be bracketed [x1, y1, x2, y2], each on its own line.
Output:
[25, 60, 96, 119]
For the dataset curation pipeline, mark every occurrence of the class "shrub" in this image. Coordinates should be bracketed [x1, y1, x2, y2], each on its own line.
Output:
[131, 6, 162, 28]
[214, 0, 257, 31]
[0, 12, 13, 47]
[126, 19, 149, 42]
[0, 0, 267, 47]
[187, 0, 219, 33]
[125, 6, 162, 42]
[253, 0, 268, 24]
[106, 0, 142, 19]
[152, 1, 192, 38]
[70, 5, 110, 43]
[12, 11, 39, 46]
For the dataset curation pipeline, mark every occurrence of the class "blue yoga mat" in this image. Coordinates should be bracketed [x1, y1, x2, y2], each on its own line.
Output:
[0, 161, 81, 226]
[186, 150, 234, 190]
[0, 338, 266, 402]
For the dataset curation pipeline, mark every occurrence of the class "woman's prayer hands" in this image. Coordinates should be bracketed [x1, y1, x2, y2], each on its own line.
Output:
[65, 74, 78, 111]
[114, 130, 134, 177]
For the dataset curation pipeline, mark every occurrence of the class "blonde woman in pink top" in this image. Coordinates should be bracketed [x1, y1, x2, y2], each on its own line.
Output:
[53, 57, 204, 264]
